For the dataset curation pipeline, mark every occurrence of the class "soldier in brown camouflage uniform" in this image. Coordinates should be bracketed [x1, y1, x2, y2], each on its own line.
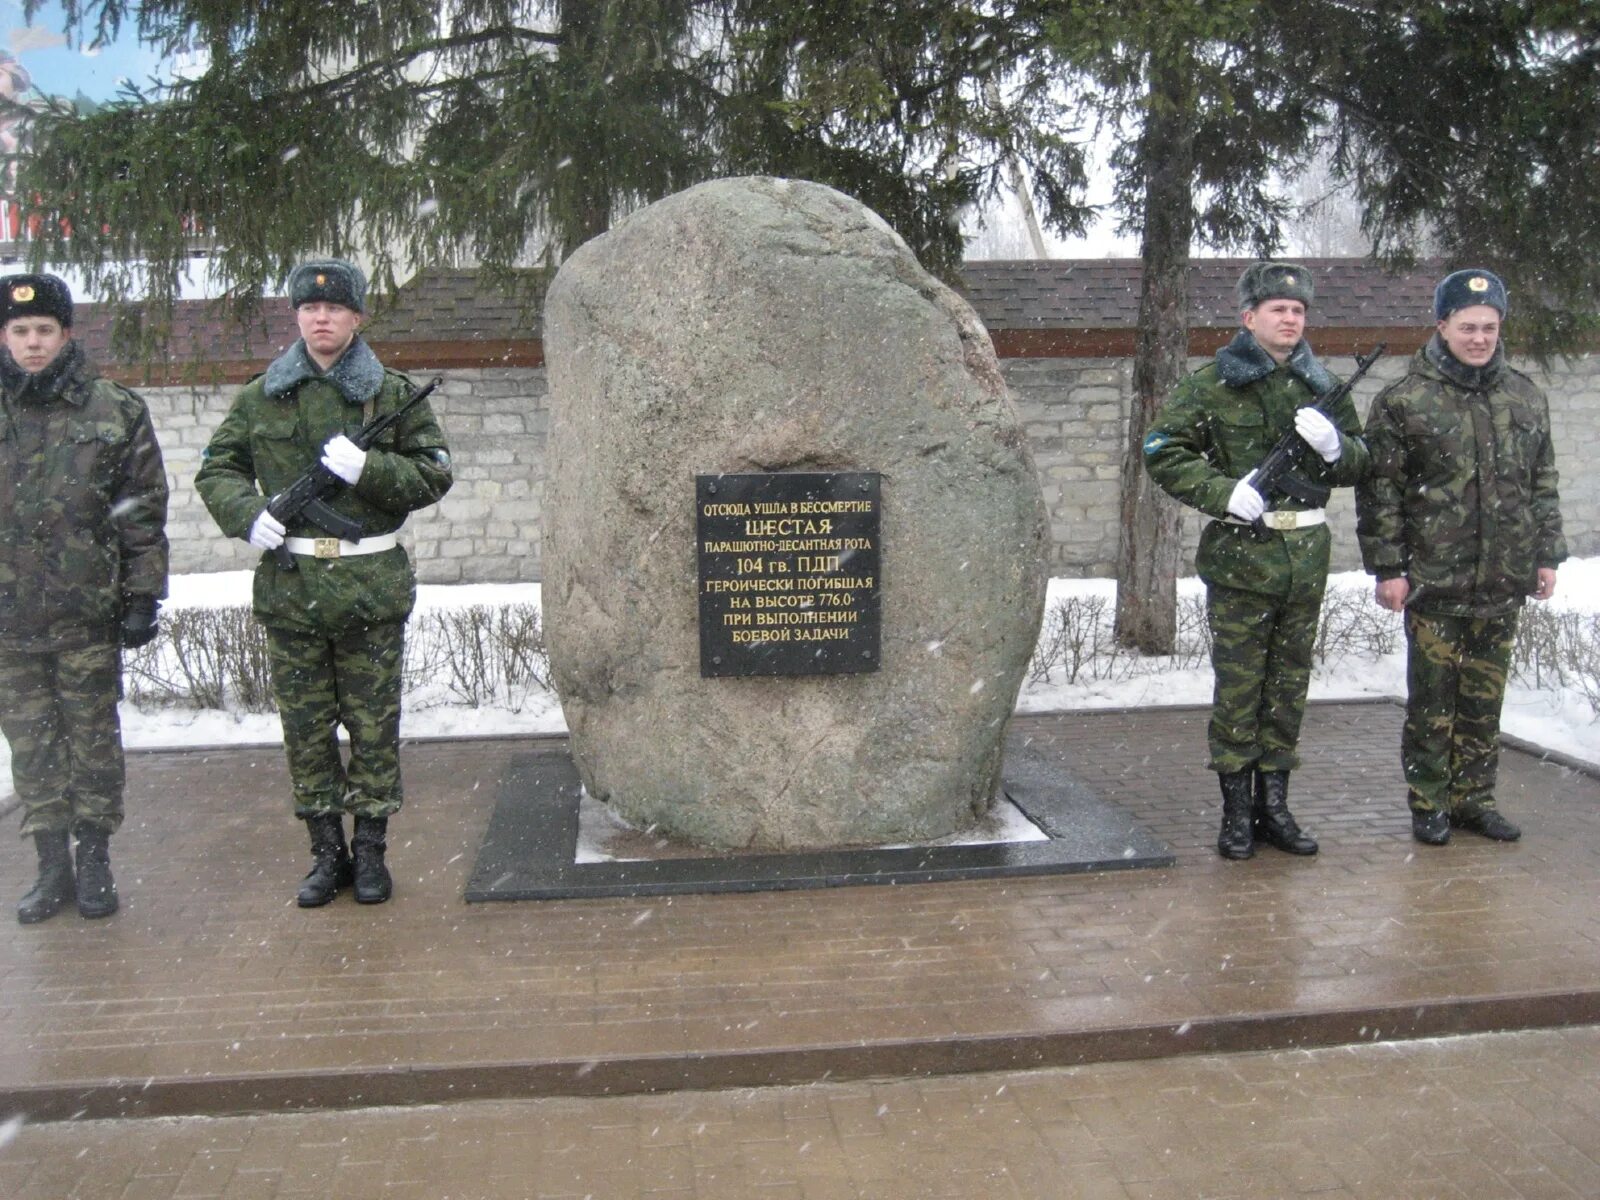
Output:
[0, 273, 169, 922]
[1357, 269, 1565, 845]
[196, 259, 451, 906]
[1145, 263, 1369, 861]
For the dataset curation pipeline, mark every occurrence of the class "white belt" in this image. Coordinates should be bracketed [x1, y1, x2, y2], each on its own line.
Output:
[283, 533, 399, 559]
[1224, 508, 1326, 531]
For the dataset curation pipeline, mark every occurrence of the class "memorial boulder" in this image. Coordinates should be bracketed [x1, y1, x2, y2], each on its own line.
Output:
[543, 176, 1047, 850]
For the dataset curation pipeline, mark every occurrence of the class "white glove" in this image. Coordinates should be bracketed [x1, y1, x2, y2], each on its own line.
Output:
[1227, 473, 1266, 522]
[321, 435, 368, 485]
[249, 510, 286, 550]
[1294, 407, 1342, 463]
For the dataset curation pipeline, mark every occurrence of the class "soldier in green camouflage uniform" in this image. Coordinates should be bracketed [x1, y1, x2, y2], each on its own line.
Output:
[196, 260, 451, 905]
[0, 273, 168, 923]
[1357, 269, 1564, 846]
[1145, 263, 1369, 860]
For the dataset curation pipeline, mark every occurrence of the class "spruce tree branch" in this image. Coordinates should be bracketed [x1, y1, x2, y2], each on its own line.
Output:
[1303, 81, 1490, 159]
[179, 22, 562, 106]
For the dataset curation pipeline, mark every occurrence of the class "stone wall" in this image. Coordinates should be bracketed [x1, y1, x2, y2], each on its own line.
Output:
[155, 351, 1596, 584]
[1006, 353, 1408, 578]
[1010, 352, 1597, 576]
[157, 367, 550, 582]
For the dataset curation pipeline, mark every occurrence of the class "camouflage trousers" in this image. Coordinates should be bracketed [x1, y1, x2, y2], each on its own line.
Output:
[1206, 580, 1325, 774]
[1402, 609, 1517, 817]
[264, 621, 406, 819]
[0, 643, 125, 837]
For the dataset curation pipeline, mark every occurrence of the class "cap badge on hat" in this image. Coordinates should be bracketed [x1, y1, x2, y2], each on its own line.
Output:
[1284, 274, 1296, 286]
[315, 273, 327, 286]
[1468, 276, 1489, 292]
[11, 285, 33, 303]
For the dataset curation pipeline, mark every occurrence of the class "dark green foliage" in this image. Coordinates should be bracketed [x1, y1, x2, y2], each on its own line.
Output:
[1023, 0, 1600, 347]
[8, 0, 1079, 350]
[1298, 0, 1600, 356]
[722, 1, 1091, 270]
[10, 0, 719, 348]
[1014, 0, 1599, 650]
[5, 0, 1596, 369]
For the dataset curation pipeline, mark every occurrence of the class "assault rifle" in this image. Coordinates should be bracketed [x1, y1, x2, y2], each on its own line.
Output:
[1244, 344, 1384, 541]
[265, 375, 443, 571]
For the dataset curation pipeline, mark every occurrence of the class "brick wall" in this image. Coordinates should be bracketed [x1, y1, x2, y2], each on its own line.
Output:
[156, 352, 1595, 584]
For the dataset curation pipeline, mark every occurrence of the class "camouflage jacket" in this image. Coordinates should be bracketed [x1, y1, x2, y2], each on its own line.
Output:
[0, 340, 169, 650]
[1356, 336, 1565, 618]
[1143, 331, 1368, 594]
[195, 337, 452, 635]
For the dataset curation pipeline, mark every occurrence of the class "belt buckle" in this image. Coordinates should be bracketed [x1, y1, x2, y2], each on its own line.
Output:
[1264, 511, 1296, 532]
[313, 538, 341, 559]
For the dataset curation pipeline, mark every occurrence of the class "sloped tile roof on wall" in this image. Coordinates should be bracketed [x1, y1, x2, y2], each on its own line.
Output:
[73, 257, 1454, 379]
[956, 258, 1444, 329]
[361, 267, 547, 342]
[70, 300, 300, 384]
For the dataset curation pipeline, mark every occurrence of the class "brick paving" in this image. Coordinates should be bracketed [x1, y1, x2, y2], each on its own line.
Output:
[3, 1026, 1597, 1198]
[0, 701, 1596, 1130]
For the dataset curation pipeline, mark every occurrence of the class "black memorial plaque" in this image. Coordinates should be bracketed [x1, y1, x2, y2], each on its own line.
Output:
[697, 472, 881, 677]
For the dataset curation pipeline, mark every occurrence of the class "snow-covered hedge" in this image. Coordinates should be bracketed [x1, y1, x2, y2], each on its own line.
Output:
[125, 571, 1600, 727]
[124, 603, 550, 715]
[1029, 581, 1599, 722]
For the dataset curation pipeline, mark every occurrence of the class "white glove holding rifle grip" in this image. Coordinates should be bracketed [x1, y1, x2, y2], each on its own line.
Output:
[321, 435, 368, 485]
[249, 509, 286, 550]
[1227, 471, 1266, 522]
[1294, 406, 1342, 462]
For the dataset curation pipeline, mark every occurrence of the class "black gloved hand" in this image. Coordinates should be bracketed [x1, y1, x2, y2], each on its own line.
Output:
[119, 595, 160, 649]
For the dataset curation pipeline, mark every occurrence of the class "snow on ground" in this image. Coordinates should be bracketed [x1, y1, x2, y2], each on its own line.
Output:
[1019, 563, 1600, 769]
[2, 562, 1596, 807]
[117, 573, 565, 752]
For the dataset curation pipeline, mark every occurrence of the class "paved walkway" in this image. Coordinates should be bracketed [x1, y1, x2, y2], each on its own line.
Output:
[1, 702, 1597, 1195]
[5, 1026, 1598, 1199]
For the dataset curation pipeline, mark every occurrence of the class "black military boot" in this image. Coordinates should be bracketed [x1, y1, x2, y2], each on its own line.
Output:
[73, 826, 119, 919]
[1453, 808, 1521, 842]
[1412, 809, 1451, 845]
[297, 814, 354, 907]
[351, 816, 392, 904]
[1254, 769, 1318, 855]
[17, 829, 75, 925]
[1216, 769, 1256, 860]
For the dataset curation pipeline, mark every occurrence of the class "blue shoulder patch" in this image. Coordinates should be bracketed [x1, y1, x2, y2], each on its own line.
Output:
[1142, 431, 1168, 456]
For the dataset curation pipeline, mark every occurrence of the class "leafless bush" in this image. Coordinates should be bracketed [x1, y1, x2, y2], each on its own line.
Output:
[1030, 594, 1108, 684]
[1314, 587, 1402, 665]
[122, 602, 552, 714]
[1171, 594, 1212, 669]
[1513, 603, 1562, 689]
[123, 606, 276, 711]
[408, 604, 550, 710]
[1025, 586, 1404, 683]
[1028, 592, 1206, 683]
[121, 591, 1597, 725]
[1514, 606, 1600, 718]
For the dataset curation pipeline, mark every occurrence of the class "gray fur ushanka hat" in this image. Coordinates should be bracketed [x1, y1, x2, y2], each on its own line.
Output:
[1236, 261, 1314, 310]
[289, 258, 367, 313]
